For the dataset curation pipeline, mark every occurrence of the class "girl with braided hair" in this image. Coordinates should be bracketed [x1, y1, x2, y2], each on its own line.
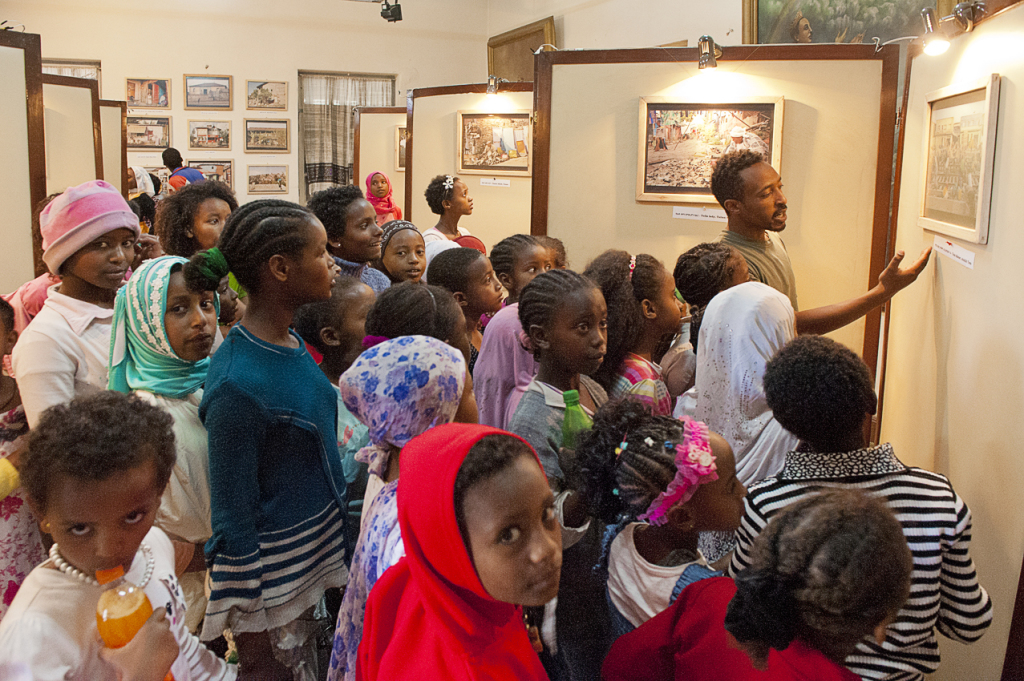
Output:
[577, 398, 744, 642]
[184, 199, 347, 679]
[602, 489, 914, 681]
[584, 250, 681, 416]
[672, 242, 749, 352]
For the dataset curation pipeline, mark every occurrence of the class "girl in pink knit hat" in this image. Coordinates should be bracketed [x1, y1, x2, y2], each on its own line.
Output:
[11, 180, 140, 426]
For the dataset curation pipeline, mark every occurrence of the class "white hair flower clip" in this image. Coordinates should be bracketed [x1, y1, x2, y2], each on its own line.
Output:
[443, 175, 454, 190]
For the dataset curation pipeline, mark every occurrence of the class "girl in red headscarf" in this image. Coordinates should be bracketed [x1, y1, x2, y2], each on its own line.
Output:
[357, 423, 561, 681]
[366, 172, 402, 227]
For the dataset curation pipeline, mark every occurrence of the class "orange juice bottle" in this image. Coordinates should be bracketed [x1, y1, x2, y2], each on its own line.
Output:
[95, 566, 174, 681]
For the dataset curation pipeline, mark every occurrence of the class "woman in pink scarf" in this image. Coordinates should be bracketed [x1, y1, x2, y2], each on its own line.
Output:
[366, 171, 403, 227]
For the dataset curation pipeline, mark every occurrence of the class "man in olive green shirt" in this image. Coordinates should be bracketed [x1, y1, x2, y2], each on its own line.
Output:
[711, 150, 931, 335]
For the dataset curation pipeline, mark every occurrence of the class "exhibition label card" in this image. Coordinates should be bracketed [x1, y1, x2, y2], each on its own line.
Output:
[479, 178, 511, 188]
[672, 206, 727, 222]
[932, 235, 975, 270]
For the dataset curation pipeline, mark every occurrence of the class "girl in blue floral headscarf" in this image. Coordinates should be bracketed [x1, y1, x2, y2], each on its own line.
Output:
[108, 255, 219, 631]
[328, 335, 468, 681]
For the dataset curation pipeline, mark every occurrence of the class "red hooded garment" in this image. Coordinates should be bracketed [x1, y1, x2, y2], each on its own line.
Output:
[356, 423, 550, 681]
[365, 171, 402, 225]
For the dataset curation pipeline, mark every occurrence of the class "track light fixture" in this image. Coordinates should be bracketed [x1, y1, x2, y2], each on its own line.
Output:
[921, 1, 986, 55]
[921, 8, 950, 55]
[381, 0, 402, 23]
[486, 75, 509, 94]
[697, 35, 722, 70]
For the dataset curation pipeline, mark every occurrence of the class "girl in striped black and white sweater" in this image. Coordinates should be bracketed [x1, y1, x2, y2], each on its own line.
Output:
[729, 335, 992, 681]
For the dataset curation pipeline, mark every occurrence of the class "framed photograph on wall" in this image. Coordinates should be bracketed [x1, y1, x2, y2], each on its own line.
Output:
[244, 119, 290, 153]
[126, 78, 170, 109]
[456, 111, 532, 176]
[187, 160, 234, 189]
[142, 166, 171, 189]
[184, 74, 232, 110]
[636, 97, 784, 204]
[741, 0, 952, 44]
[395, 125, 407, 172]
[127, 116, 171, 150]
[918, 74, 1001, 245]
[188, 120, 231, 150]
[248, 165, 288, 194]
[247, 80, 288, 110]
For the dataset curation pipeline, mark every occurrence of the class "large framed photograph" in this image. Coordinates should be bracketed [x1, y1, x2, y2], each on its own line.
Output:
[637, 97, 784, 204]
[244, 119, 290, 153]
[247, 165, 288, 194]
[742, 0, 952, 44]
[184, 74, 232, 110]
[395, 125, 407, 172]
[456, 111, 532, 176]
[126, 78, 170, 109]
[246, 80, 288, 110]
[187, 160, 234, 190]
[127, 116, 171, 150]
[188, 120, 231, 151]
[918, 74, 1000, 245]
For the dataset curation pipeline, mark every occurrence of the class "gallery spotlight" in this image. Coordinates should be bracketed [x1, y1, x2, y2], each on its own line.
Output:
[698, 35, 722, 69]
[920, 1, 986, 56]
[381, 0, 402, 22]
[921, 8, 950, 55]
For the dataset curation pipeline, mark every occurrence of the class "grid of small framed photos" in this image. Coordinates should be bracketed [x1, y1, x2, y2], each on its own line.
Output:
[127, 76, 292, 194]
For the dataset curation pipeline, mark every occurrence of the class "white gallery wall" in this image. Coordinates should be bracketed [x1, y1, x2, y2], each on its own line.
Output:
[881, 4, 1024, 678]
[0, 43, 37, 293]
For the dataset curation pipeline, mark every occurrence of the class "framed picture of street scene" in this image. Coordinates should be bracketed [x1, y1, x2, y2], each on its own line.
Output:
[187, 160, 234, 190]
[188, 120, 231, 150]
[247, 165, 288, 194]
[741, 0, 952, 44]
[184, 74, 232, 110]
[247, 80, 288, 110]
[244, 119, 290, 153]
[456, 111, 532, 176]
[918, 74, 1001, 245]
[636, 96, 784, 204]
[125, 78, 170, 109]
[127, 116, 171, 150]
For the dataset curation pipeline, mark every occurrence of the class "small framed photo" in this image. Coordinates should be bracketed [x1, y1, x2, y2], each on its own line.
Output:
[126, 78, 170, 109]
[246, 80, 288, 110]
[142, 166, 171, 189]
[188, 120, 231, 151]
[127, 116, 171, 150]
[244, 119, 290, 153]
[187, 160, 234, 190]
[395, 125, 407, 172]
[184, 74, 233, 110]
[918, 74, 1001, 244]
[457, 111, 532, 176]
[247, 165, 288, 194]
[637, 96, 784, 204]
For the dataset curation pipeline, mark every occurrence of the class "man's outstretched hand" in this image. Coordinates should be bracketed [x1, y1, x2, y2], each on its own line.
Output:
[877, 247, 932, 299]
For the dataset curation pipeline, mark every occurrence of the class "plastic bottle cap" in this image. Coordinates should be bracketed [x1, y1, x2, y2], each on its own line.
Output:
[563, 389, 580, 406]
[95, 566, 125, 585]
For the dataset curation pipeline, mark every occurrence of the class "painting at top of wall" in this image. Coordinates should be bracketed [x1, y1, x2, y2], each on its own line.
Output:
[184, 75, 232, 110]
[747, 0, 949, 44]
[247, 80, 288, 110]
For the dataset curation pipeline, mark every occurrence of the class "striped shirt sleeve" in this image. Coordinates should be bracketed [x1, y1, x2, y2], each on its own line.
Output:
[936, 494, 992, 642]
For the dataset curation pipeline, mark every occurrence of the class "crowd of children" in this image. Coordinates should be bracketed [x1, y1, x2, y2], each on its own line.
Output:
[0, 163, 991, 681]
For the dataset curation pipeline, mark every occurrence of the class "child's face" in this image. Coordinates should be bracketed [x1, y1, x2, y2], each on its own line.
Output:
[217, 276, 239, 326]
[289, 218, 341, 304]
[61, 227, 136, 291]
[190, 197, 232, 251]
[460, 256, 504, 317]
[687, 433, 746, 533]
[39, 459, 162, 577]
[336, 199, 383, 263]
[644, 265, 683, 337]
[369, 173, 390, 199]
[501, 244, 553, 300]
[461, 453, 562, 607]
[445, 179, 473, 217]
[381, 230, 425, 283]
[164, 270, 217, 362]
[532, 287, 608, 377]
[332, 282, 376, 368]
[727, 248, 751, 287]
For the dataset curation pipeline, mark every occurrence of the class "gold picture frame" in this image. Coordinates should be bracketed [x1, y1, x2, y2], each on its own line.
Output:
[741, 0, 954, 44]
[184, 74, 233, 110]
[487, 16, 556, 82]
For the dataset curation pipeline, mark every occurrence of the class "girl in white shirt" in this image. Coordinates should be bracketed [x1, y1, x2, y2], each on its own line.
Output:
[0, 390, 233, 680]
[577, 398, 746, 643]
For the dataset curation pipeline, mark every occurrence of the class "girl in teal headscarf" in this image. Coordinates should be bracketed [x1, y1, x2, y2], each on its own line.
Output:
[108, 254, 219, 632]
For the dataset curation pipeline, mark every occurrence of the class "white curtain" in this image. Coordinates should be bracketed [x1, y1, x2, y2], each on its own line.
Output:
[41, 62, 101, 89]
[300, 73, 394, 199]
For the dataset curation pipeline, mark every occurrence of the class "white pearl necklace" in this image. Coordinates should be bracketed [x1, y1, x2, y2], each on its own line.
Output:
[49, 542, 155, 589]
